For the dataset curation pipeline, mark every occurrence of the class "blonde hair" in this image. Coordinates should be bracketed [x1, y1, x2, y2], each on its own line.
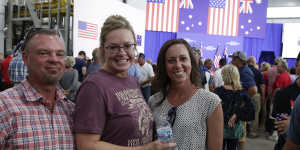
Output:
[247, 56, 256, 65]
[277, 58, 288, 71]
[99, 15, 136, 65]
[221, 64, 242, 91]
[260, 61, 270, 71]
[64, 56, 75, 68]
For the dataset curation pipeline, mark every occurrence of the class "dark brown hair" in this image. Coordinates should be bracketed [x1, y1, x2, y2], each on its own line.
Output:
[156, 39, 202, 104]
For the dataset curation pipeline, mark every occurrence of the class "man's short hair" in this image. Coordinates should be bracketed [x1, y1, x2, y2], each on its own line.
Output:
[138, 53, 145, 59]
[78, 51, 86, 56]
[204, 58, 212, 65]
[21, 28, 61, 52]
[219, 58, 227, 66]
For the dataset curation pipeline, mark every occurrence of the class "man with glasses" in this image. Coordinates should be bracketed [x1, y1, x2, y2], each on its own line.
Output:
[0, 28, 75, 149]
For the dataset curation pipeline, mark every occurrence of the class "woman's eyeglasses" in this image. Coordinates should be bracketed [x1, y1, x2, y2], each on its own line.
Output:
[167, 107, 177, 127]
[104, 43, 136, 54]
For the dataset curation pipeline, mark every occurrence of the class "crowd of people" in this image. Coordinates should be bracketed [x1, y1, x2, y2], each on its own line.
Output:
[0, 14, 300, 150]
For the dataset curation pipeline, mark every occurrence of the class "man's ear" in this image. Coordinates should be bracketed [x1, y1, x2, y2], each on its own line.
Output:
[22, 51, 28, 66]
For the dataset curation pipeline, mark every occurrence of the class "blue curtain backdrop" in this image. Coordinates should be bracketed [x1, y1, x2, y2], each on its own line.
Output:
[144, 31, 176, 64]
[243, 23, 283, 65]
[144, 23, 295, 67]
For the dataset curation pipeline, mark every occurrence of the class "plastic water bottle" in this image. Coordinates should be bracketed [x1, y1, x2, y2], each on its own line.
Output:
[156, 119, 173, 143]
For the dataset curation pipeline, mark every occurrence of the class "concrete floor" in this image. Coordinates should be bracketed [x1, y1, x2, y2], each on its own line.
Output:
[246, 137, 275, 150]
[245, 131, 276, 150]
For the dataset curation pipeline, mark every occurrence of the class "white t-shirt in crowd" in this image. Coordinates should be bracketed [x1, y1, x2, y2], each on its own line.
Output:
[204, 71, 211, 91]
[213, 68, 224, 88]
[138, 63, 154, 88]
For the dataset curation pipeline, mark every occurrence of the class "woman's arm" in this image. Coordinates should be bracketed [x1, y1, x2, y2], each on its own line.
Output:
[283, 139, 300, 150]
[76, 133, 176, 150]
[207, 104, 223, 150]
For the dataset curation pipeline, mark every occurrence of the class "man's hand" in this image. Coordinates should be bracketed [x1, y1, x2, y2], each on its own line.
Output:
[274, 114, 291, 135]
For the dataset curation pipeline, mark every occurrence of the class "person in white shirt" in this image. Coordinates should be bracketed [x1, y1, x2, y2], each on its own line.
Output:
[137, 53, 155, 101]
[214, 58, 227, 88]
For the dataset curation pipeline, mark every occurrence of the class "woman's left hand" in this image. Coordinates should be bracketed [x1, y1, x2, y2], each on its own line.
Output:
[228, 114, 237, 128]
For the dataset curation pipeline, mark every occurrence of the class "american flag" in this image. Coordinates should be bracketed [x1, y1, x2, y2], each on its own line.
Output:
[145, 0, 180, 32]
[78, 20, 98, 40]
[213, 46, 222, 68]
[207, 0, 240, 36]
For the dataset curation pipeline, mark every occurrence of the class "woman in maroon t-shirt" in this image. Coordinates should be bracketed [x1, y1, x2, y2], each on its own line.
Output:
[74, 15, 176, 150]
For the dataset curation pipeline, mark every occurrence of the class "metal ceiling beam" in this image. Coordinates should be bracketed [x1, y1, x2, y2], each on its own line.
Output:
[25, 0, 41, 27]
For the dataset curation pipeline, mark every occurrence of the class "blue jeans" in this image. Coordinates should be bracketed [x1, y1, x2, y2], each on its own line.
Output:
[141, 86, 151, 102]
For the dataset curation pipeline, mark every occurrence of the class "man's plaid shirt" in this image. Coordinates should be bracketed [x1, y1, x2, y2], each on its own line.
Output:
[0, 80, 75, 149]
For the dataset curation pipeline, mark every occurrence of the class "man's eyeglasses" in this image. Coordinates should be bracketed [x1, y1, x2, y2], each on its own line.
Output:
[104, 43, 136, 54]
[167, 107, 177, 127]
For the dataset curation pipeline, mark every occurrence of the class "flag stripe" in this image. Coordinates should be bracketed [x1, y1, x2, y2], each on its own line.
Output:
[151, 3, 155, 31]
[221, 5, 225, 35]
[207, 7, 212, 34]
[145, 2, 150, 30]
[231, 0, 236, 36]
[225, 0, 230, 35]
[166, 0, 170, 32]
[235, 0, 240, 36]
[171, 0, 175, 32]
[156, 4, 160, 31]
[160, 3, 165, 31]
[175, 0, 180, 32]
[163, 3, 168, 31]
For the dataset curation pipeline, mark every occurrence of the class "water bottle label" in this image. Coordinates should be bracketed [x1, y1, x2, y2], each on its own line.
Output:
[157, 126, 173, 141]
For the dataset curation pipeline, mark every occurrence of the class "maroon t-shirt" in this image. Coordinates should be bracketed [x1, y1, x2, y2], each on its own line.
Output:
[74, 70, 153, 146]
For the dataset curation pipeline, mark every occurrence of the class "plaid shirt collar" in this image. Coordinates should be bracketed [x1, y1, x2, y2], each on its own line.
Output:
[19, 79, 67, 102]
